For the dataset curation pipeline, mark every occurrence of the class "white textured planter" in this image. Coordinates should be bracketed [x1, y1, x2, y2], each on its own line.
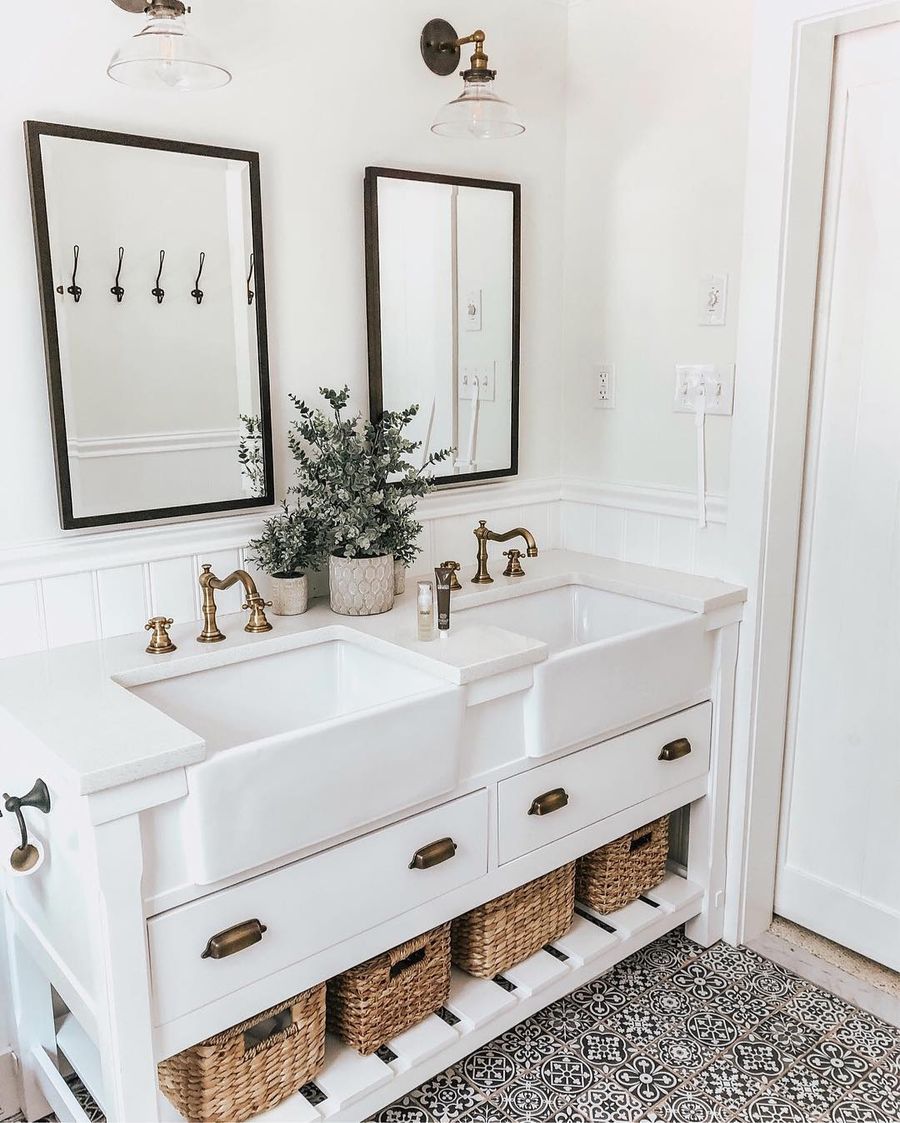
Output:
[394, 560, 407, 596]
[329, 554, 395, 616]
[269, 573, 309, 616]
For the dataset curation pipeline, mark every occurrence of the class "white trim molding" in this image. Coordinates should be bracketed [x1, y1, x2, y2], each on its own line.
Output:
[66, 428, 241, 461]
[724, 0, 900, 947]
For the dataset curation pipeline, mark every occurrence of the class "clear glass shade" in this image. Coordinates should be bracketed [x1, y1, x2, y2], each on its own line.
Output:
[431, 79, 525, 139]
[107, 10, 231, 92]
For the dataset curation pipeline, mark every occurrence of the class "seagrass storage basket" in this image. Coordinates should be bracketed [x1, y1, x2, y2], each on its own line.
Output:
[157, 984, 326, 1123]
[576, 815, 670, 914]
[327, 923, 451, 1055]
[452, 862, 575, 979]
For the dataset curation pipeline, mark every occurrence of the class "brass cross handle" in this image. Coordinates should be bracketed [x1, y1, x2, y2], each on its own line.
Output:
[440, 561, 462, 590]
[503, 549, 525, 577]
[145, 617, 176, 655]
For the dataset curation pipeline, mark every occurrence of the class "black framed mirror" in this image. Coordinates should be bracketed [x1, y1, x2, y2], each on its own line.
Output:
[365, 167, 520, 486]
[26, 120, 274, 530]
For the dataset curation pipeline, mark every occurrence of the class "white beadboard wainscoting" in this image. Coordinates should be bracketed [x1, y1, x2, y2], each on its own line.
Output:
[0, 478, 727, 660]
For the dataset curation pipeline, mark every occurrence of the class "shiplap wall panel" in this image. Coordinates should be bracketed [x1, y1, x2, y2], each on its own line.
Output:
[0, 482, 728, 656]
[97, 565, 149, 638]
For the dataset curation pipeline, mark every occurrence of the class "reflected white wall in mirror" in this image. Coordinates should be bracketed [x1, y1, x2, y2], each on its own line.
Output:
[367, 169, 519, 485]
[27, 123, 273, 529]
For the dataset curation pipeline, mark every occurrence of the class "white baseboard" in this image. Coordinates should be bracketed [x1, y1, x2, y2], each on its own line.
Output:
[0, 1050, 20, 1121]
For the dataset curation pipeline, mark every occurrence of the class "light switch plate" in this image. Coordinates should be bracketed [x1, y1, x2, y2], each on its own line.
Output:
[673, 364, 734, 415]
[464, 289, 482, 332]
[698, 273, 728, 326]
[460, 362, 496, 401]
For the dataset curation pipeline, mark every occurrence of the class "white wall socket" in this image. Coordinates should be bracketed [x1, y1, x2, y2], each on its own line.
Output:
[673, 364, 735, 416]
[593, 362, 616, 409]
[460, 362, 496, 401]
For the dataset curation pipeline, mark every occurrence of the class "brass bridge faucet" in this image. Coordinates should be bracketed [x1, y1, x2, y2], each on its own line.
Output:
[472, 521, 538, 584]
[197, 565, 273, 643]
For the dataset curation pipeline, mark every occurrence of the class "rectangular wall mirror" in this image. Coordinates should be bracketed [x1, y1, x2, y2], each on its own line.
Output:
[365, 167, 520, 486]
[26, 121, 274, 530]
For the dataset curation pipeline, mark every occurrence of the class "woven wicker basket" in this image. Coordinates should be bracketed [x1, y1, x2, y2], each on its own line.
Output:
[157, 984, 326, 1123]
[327, 923, 451, 1055]
[452, 863, 575, 979]
[576, 815, 670, 914]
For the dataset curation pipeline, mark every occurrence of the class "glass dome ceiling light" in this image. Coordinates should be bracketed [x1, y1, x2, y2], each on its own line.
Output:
[107, 0, 231, 93]
[420, 20, 525, 139]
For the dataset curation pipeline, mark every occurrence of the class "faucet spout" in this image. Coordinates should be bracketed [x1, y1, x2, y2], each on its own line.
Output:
[198, 566, 273, 643]
[472, 521, 539, 584]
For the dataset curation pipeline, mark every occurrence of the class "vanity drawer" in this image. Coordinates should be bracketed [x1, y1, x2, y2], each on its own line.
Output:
[497, 705, 711, 864]
[148, 790, 488, 1027]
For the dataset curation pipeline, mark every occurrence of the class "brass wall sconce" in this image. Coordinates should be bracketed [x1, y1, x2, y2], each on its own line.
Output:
[420, 19, 525, 139]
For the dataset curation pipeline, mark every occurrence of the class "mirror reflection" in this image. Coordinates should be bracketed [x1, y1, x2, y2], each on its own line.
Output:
[27, 123, 273, 529]
[366, 168, 520, 485]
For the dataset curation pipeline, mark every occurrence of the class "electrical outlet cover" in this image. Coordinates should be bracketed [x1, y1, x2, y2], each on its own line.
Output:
[593, 363, 616, 409]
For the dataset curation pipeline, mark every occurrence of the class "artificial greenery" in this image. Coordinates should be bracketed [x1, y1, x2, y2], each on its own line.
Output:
[247, 503, 323, 577]
[289, 386, 452, 564]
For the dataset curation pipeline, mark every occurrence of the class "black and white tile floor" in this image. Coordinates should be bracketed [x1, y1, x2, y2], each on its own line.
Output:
[371, 929, 900, 1123]
[8, 929, 900, 1123]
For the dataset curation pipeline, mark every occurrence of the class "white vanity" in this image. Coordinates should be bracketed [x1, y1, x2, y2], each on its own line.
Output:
[0, 550, 744, 1123]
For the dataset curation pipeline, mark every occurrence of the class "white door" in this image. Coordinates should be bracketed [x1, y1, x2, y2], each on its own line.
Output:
[776, 23, 900, 970]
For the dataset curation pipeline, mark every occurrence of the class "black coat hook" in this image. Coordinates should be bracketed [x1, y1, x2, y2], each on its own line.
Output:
[56, 245, 82, 302]
[191, 251, 205, 305]
[247, 252, 255, 306]
[152, 249, 166, 304]
[111, 246, 125, 303]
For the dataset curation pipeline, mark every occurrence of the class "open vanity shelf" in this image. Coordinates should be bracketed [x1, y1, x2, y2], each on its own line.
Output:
[51, 872, 702, 1123]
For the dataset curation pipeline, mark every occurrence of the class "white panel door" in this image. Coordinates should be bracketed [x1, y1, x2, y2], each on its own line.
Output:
[776, 23, 900, 970]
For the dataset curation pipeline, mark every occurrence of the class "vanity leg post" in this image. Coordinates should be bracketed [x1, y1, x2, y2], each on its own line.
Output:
[685, 621, 739, 947]
[3, 923, 55, 1122]
[86, 812, 160, 1123]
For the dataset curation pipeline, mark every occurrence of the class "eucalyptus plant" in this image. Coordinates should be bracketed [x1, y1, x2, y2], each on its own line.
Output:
[289, 386, 452, 563]
[237, 414, 266, 499]
[247, 504, 323, 578]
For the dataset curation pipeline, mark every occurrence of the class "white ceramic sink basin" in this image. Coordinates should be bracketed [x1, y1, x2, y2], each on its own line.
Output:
[130, 640, 464, 883]
[457, 584, 712, 757]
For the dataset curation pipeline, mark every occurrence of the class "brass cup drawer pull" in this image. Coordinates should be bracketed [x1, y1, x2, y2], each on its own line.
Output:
[528, 788, 570, 817]
[659, 738, 692, 762]
[409, 837, 458, 870]
[201, 918, 267, 960]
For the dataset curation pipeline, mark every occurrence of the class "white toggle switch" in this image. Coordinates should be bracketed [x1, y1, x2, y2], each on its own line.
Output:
[698, 273, 728, 326]
[674, 364, 735, 415]
[460, 362, 496, 401]
[464, 289, 482, 332]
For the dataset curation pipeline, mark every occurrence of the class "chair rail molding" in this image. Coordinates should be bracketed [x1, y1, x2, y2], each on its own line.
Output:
[723, 0, 900, 948]
[0, 474, 730, 660]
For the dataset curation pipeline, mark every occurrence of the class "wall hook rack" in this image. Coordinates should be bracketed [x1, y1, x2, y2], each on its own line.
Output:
[247, 252, 255, 306]
[56, 244, 82, 302]
[111, 246, 125, 303]
[191, 251, 205, 305]
[152, 249, 166, 304]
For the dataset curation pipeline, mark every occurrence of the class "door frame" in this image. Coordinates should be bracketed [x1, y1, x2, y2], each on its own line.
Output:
[724, 0, 900, 946]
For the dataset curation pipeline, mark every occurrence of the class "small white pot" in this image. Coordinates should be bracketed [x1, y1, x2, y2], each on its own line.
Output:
[329, 554, 395, 616]
[394, 560, 407, 596]
[269, 573, 308, 616]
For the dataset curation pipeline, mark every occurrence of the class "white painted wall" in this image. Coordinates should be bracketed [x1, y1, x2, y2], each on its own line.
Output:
[1, 0, 567, 556]
[561, 0, 752, 497]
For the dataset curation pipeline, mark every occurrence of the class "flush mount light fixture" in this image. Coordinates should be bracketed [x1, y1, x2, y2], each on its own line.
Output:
[107, 0, 231, 92]
[420, 19, 525, 139]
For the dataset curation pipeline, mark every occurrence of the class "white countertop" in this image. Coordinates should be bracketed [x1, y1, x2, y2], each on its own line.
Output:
[0, 551, 745, 796]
